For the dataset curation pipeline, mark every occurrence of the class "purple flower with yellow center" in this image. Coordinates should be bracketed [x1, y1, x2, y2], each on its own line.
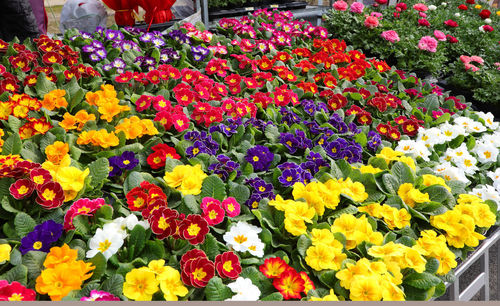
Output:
[184, 131, 201, 142]
[316, 134, 328, 146]
[302, 100, 316, 116]
[349, 122, 361, 134]
[253, 180, 273, 194]
[342, 145, 363, 163]
[92, 40, 104, 48]
[245, 145, 274, 172]
[278, 162, 300, 171]
[144, 57, 156, 66]
[108, 156, 123, 177]
[301, 170, 313, 184]
[303, 120, 322, 134]
[324, 138, 348, 159]
[89, 53, 100, 62]
[140, 33, 154, 43]
[367, 134, 382, 152]
[105, 30, 123, 41]
[113, 58, 126, 69]
[300, 161, 317, 175]
[280, 133, 299, 154]
[186, 141, 208, 158]
[80, 31, 92, 39]
[245, 193, 262, 209]
[152, 37, 166, 48]
[102, 64, 113, 72]
[191, 46, 209, 62]
[279, 168, 301, 187]
[82, 45, 95, 53]
[335, 121, 348, 134]
[20, 220, 62, 255]
[116, 151, 139, 170]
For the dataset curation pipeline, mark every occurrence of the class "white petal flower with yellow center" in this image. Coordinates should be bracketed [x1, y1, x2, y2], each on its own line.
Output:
[86, 228, 124, 260]
[473, 142, 499, 164]
[223, 221, 263, 257]
[225, 277, 261, 301]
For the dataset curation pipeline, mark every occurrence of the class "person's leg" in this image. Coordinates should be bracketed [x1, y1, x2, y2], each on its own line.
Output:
[0, 0, 40, 41]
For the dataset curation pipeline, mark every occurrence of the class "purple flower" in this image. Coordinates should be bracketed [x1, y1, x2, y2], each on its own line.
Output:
[80, 290, 120, 301]
[280, 133, 300, 154]
[245, 193, 262, 209]
[152, 37, 166, 48]
[112, 58, 126, 69]
[20, 220, 63, 255]
[348, 122, 361, 134]
[117, 151, 139, 170]
[89, 53, 101, 62]
[342, 145, 363, 163]
[301, 100, 316, 116]
[245, 145, 274, 172]
[108, 156, 123, 177]
[120, 40, 139, 52]
[82, 45, 95, 53]
[92, 40, 104, 48]
[102, 64, 113, 72]
[278, 162, 300, 171]
[105, 30, 124, 41]
[184, 131, 201, 142]
[279, 168, 301, 187]
[186, 141, 208, 158]
[140, 33, 154, 43]
[324, 138, 348, 159]
[80, 32, 92, 39]
[367, 135, 382, 152]
[191, 46, 209, 61]
[253, 180, 273, 194]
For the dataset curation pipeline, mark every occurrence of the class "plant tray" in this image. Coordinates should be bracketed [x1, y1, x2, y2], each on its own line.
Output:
[209, 1, 307, 20]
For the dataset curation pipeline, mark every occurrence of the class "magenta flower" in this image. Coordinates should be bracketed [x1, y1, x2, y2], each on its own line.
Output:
[434, 30, 446, 41]
[80, 290, 120, 301]
[381, 30, 400, 43]
[333, 0, 348, 11]
[418, 36, 438, 52]
[350, 2, 364, 13]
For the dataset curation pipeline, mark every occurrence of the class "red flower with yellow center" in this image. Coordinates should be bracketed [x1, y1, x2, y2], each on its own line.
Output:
[357, 111, 373, 125]
[42, 52, 63, 65]
[30, 168, 52, 186]
[299, 272, 315, 295]
[259, 257, 290, 279]
[126, 188, 148, 211]
[179, 214, 209, 245]
[172, 114, 190, 132]
[9, 179, 35, 199]
[35, 181, 64, 209]
[149, 207, 179, 239]
[376, 123, 390, 136]
[388, 127, 401, 141]
[180, 250, 214, 288]
[273, 270, 305, 300]
[215, 251, 242, 280]
[0, 280, 36, 301]
[402, 120, 419, 136]
[202, 203, 225, 226]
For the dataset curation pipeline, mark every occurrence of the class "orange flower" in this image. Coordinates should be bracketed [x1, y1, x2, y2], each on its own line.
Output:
[45, 141, 69, 164]
[59, 113, 77, 131]
[259, 257, 289, 279]
[43, 244, 77, 269]
[77, 130, 96, 146]
[41, 89, 67, 111]
[115, 116, 159, 140]
[0, 102, 13, 120]
[273, 270, 305, 300]
[92, 130, 120, 148]
[299, 271, 315, 295]
[74, 110, 96, 130]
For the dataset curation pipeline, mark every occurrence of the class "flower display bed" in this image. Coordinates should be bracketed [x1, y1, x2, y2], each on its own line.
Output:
[0, 8, 499, 302]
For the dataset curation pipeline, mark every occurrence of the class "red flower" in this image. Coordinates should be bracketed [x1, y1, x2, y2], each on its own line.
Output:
[357, 111, 373, 125]
[402, 120, 419, 136]
[35, 181, 64, 209]
[482, 25, 494, 32]
[179, 214, 209, 245]
[10, 57, 30, 72]
[146, 151, 167, 170]
[135, 95, 153, 112]
[126, 188, 148, 211]
[258, 56, 275, 70]
[479, 9, 491, 19]
[202, 203, 225, 226]
[181, 249, 207, 267]
[388, 127, 401, 141]
[299, 272, 315, 295]
[0, 280, 36, 301]
[29, 168, 52, 186]
[418, 19, 431, 27]
[180, 250, 215, 288]
[149, 207, 179, 239]
[260, 257, 290, 279]
[444, 20, 459, 27]
[115, 71, 133, 83]
[172, 114, 190, 132]
[146, 70, 161, 84]
[63, 198, 106, 231]
[346, 105, 363, 117]
[0, 78, 19, 93]
[222, 197, 240, 218]
[458, 4, 468, 10]
[9, 179, 35, 199]
[142, 198, 168, 219]
[327, 94, 348, 111]
[42, 52, 63, 65]
[273, 270, 305, 300]
[446, 35, 459, 43]
[466, 0, 475, 4]
[215, 251, 242, 280]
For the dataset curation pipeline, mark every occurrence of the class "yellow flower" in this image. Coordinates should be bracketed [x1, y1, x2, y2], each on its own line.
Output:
[472, 203, 496, 228]
[398, 156, 416, 171]
[382, 281, 405, 301]
[158, 266, 188, 301]
[0, 244, 11, 262]
[340, 178, 368, 202]
[402, 248, 427, 273]
[358, 165, 383, 174]
[475, 4, 482, 9]
[269, 194, 295, 211]
[310, 228, 343, 249]
[376, 147, 403, 164]
[309, 289, 339, 301]
[421, 174, 450, 191]
[349, 275, 383, 301]
[42, 154, 71, 177]
[305, 243, 346, 271]
[358, 203, 382, 218]
[164, 164, 207, 196]
[497, 11, 500, 16]
[284, 215, 308, 236]
[368, 242, 405, 258]
[54, 166, 90, 201]
[457, 194, 483, 205]
[123, 267, 159, 301]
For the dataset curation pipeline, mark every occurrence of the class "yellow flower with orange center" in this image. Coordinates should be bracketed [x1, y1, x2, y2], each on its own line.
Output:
[45, 141, 69, 164]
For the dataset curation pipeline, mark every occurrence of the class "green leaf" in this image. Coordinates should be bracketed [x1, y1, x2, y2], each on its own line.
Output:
[404, 272, 442, 290]
[354, 133, 367, 147]
[88, 158, 110, 188]
[1, 195, 21, 214]
[128, 225, 147, 258]
[182, 194, 201, 214]
[101, 274, 124, 297]
[35, 73, 57, 97]
[264, 124, 280, 143]
[391, 162, 415, 185]
[0, 265, 28, 286]
[22, 251, 47, 280]
[123, 171, 144, 195]
[297, 235, 312, 257]
[205, 277, 234, 301]
[425, 258, 440, 274]
[72, 215, 90, 236]
[229, 184, 250, 206]
[421, 185, 452, 204]
[200, 175, 226, 201]
[14, 213, 37, 238]
[382, 173, 400, 194]
[2, 133, 22, 155]
[261, 292, 283, 301]
[89, 252, 107, 281]
[319, 270, 336, 288]
[94, 205, 113, 220]
[200, 233, 219, 261]
[8, 116, 22, 134]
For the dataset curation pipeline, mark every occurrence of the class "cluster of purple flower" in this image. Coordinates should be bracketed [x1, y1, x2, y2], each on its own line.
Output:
[109, 151, 139, 177]
[301, 99, 328, 116]
[135, 56, 158, 70]
[191, 46, 210, 62]
[245, 145, 274, 172]
[208, 154, 241, 181]
[185, 131, 219, 158]
[168, 30, 191, 45]
[82, 40, 107, 62]
[209, 118, 241, 137]
[245, 177, 275, 209]
[139, 32, 167, 48]
[277, 152, 329, 188]
[323, 138, 363, 164]
[280, 108, 302, 126]
[102, 58, 127, 74]
[160, 48, 180, 64]
[367, 131, 382, 152]
[20, 220, 63, 255]
[279, 130, 313, 154]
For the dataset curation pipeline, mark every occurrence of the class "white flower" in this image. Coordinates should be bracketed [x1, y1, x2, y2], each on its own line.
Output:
[479, 25, 485, 32]
[417, 127, 446, 146]
[441, 2, 447, 6]
[469, 121, 486, 133]
[124, 214, 150, 231]
[473, 142, 499, 164]
[439, 123, 466, 141]
[441, 143, 470, 164]
[103, 221, 127, 239]
[455, 13, 460, 17]
[471, 185, 500, 204]
[86, 228, 124, 260]
[435, 162, 470, 184]
[476, 112, 499, 130]
[395, 140, 418, 155]
[487, 169, 500, 190]
[428, 5, 437, 10]
[225, 277, 261, 301]
[223, 221, 264, 257]
[485, 18, 492, 24]
[455, 155, 478, 175]
[480, 132, 500, 147]
[454, 117, 477, 133]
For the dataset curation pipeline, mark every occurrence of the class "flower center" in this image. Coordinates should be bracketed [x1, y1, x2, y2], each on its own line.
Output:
[208, 210, 218, 220]
[77, 206, 91, 214]
[187, 223, 201, 237]
[123, 160, 130, 165]
[54, 281, 63, 289]
[227, 203, 235, 212]
[33, 175, 45, 185]
[33, 241, 43, 250]
[42, 189, 56, 201]
[17, 185, 29, 195]
[234, 234, 248, 244]
[98, 239, 112, 253]
[192, 267, 207, 281]
[223, 260, 233, 272]
[8, 293, 23, 301]
[158, 217, 169, 230]
[252, 156, 259, 162]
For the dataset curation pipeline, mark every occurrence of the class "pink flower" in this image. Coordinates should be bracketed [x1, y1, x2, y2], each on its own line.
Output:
[396, 3, 407, 11]
[460, 55, 471, 64]
[80, 290, 120, 301]
[470, 56, 484, 65]
[413, 3, 428, 11]
[419, 12, 427, 18]
[203, 203, 225, 226]
[350, 2, 365, 14]
[494, 62, 500, 70]
[364, 16, 380, 28]
[444, 20, 459, 27]
[434, 30, 446, 41]
[464, 63, 480, 72]
[333, 0, 348, 11]
[418, 36, 438, 52]
[371, 12, 383, 19]
[418, 19, 430, 27]
[381, 30, 400, 43]
[482, 25, 494, 32]
[201, 197, 221, 212]
[222, 197, 241, 218]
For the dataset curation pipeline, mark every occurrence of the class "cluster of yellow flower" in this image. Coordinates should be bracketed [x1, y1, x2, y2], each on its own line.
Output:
[85, 84, 130, 122]
[35, 244, 94, 301]
[359, 203, 411, 230]
[164, 164, 208, 195]
[77, 129, 119, 149]
[123, 259, 188, 301]
[376, 147, 416, 170]
[43, 141, 89, 201]
[291, 177, 368, 217]
[397, 183, 430, 208]
[269, 195, 315, 236]
[431, 194, 496, 248]
[59, 109, 96, 131]
[414, 230, 457, 275]
[305, 228, 346, 271]
[41, 89, 68, 111]
[421, 174, 451, 191]
[331, 213, 383, 250]
[115, 116, 158, 140]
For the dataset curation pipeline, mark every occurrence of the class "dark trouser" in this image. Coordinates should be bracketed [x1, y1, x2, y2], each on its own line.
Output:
[0, 0, 40, 42]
